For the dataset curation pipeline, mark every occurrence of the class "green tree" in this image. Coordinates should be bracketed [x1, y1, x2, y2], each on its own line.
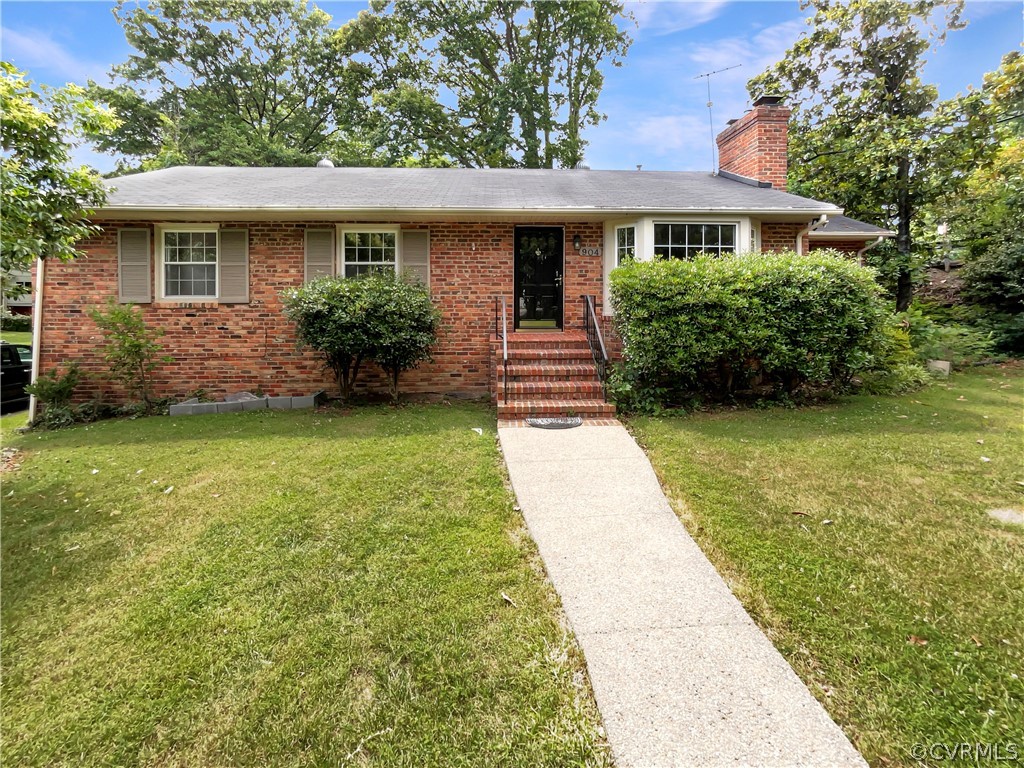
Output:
[91, 0, 376, 170]
[361, 272, 442, 404]
[750, 0, 991, 310]
[282, 277, 377, 402]
[339, 0, 632, 168]
[282, 273, 440, 404]
[88, 300, 173, 412]
[0, 62, 115, 294]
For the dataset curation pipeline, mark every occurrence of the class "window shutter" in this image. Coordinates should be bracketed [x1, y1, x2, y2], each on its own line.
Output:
[118, 228, 152, 303]
[401, 230, 429, 286]
[305, 229, 335, 282]
[218, 229, 249, 303]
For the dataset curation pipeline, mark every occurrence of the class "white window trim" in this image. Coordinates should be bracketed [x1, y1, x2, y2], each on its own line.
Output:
[614, 224, 637, 267]
[336, 225, 402, 277]
[650, 220, 742, 260]
[155, 223, 220, 301]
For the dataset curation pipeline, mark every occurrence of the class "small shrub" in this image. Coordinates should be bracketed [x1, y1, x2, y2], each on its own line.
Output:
[960, 232, 1024, 315]
[609, 251, 889, 405]
[25, 362, 81, 408]
[606, 363, 666, 415]
[0, 307, 31, 332]
[283, 272, 441, 404]
[898, 304, 997, 366]
[32, 405, 76, 430]
[88, 300, 172, 412]
[858, 363, 932, 395]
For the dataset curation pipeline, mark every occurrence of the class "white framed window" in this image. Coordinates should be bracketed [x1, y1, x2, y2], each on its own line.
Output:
[615, 225, 636, 265]
[158, 225, 219, 299]
[653, 223, 737, 260]
[341, 229, 398, 277]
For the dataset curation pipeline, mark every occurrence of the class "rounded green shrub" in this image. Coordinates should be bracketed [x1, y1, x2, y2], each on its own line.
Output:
[609, 251, 889, 405]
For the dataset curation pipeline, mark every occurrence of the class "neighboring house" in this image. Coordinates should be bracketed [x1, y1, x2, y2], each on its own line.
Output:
[2, 269, 33, 318]
[36, 96, 890, 417]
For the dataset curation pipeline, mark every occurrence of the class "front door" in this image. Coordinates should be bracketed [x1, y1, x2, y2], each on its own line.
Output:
[514, 226, 563, 330]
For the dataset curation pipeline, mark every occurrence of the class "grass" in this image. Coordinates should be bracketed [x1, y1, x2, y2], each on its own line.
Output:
[629, 366, 1023, 767]
[1, 404, 610, 767]
[0, 330, 32, 345]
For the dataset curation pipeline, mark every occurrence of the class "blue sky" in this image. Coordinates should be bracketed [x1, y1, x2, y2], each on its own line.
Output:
[1, 0, 1021, 173]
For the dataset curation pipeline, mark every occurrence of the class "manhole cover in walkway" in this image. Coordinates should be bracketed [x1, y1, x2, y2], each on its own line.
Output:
[525, 416, 583, 429]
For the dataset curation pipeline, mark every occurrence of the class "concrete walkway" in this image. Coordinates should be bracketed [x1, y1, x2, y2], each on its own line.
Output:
[499, 423, 866, 768]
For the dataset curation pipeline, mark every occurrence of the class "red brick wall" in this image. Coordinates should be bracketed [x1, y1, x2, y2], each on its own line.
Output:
[40, 220, 604, 403]
[716, 103, 791, 189]
[760, 223, 803, 252]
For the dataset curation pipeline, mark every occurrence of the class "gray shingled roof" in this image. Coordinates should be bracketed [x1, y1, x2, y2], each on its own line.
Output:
[100, 166, 842, 214]
[809, 214, 894, 238]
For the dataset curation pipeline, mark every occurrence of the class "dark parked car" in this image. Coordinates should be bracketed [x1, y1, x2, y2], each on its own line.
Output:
[1, 341, 32, 412]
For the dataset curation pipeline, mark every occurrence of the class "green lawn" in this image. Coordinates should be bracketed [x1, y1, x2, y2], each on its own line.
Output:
[1, 330, 33, 345]
[1, 405, 609, 767]
[630, 367, 1023, 767]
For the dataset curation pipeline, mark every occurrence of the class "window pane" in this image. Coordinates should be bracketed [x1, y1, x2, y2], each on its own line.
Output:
[653, 245, 669, 259]
[617, 228, 627, 249]
[345, 232, 358, 248]
[685, 225, 701, 247]
[357, 232, 370, 248]
[687, 246, 702, 259]
[165, 232, 179, 248]
[720, 225, 735, 247]
[654, 224, 669, 246]
[704, 225, 720, 247]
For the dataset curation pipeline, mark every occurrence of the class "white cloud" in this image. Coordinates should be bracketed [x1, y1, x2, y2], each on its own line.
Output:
[687, 18, 806, 87]
[1, 26, 110, 84]
[627, 0, 730, 37]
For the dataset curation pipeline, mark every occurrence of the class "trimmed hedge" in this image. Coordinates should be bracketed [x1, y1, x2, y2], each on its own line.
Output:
[609, 251, 889, 403]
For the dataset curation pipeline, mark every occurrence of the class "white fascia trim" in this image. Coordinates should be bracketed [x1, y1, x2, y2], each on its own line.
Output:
[98, 205, 844, 217]
[155, 223, 221, 301]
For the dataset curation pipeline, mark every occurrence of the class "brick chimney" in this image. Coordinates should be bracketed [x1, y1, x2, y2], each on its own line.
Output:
[716, 95, 790, 189]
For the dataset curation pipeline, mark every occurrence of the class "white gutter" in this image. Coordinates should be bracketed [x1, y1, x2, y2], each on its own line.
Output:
[795, 214, 829, 255]
[857, 236, 886, 265]
[28, 256, 44, 423]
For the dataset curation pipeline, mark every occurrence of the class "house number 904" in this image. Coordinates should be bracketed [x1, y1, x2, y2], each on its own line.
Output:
[579, 246, 602, 257]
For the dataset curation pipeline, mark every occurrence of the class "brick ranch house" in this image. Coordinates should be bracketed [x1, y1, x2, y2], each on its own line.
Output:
[34, 96, 891, 418]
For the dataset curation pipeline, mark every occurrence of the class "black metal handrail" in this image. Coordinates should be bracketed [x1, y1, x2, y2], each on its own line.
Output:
[581, 295, 608, 398]
[494, 296, 509, 403]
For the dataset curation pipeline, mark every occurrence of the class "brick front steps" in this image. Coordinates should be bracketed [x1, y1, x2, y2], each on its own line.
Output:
[491, 331, 615, 419]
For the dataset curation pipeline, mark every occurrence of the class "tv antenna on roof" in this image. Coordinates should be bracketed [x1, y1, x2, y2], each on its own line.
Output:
[695, 64, 741, 173]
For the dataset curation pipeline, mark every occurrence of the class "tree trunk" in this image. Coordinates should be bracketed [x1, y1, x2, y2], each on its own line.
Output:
[895, 155, 914, 312]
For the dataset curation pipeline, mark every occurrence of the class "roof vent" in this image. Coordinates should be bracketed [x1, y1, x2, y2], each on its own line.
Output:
[316, 158, 335, 168]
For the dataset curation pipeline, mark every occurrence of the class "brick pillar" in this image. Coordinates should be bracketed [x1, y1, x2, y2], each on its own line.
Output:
[716, 95, 791, 189]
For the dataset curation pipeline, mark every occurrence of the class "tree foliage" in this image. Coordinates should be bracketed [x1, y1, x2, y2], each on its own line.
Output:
[749, 0, 992, 310]
[282, 273, 441, 404]
[88, 300, 173, 412]
[90, 0, 375, 170]
[0, 62, 115, 292]
[337, 0, 632, 168]
[609, 251, 889, 406]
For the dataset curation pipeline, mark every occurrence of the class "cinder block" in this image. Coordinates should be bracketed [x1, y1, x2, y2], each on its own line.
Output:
[267, 396, 293, 410]
[192, 403, 217, 415]
[169, 403, 195, 417]
[216, 401, 243, 413]
[241, 398, 268, 411]
[291, 395, 315, 409]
